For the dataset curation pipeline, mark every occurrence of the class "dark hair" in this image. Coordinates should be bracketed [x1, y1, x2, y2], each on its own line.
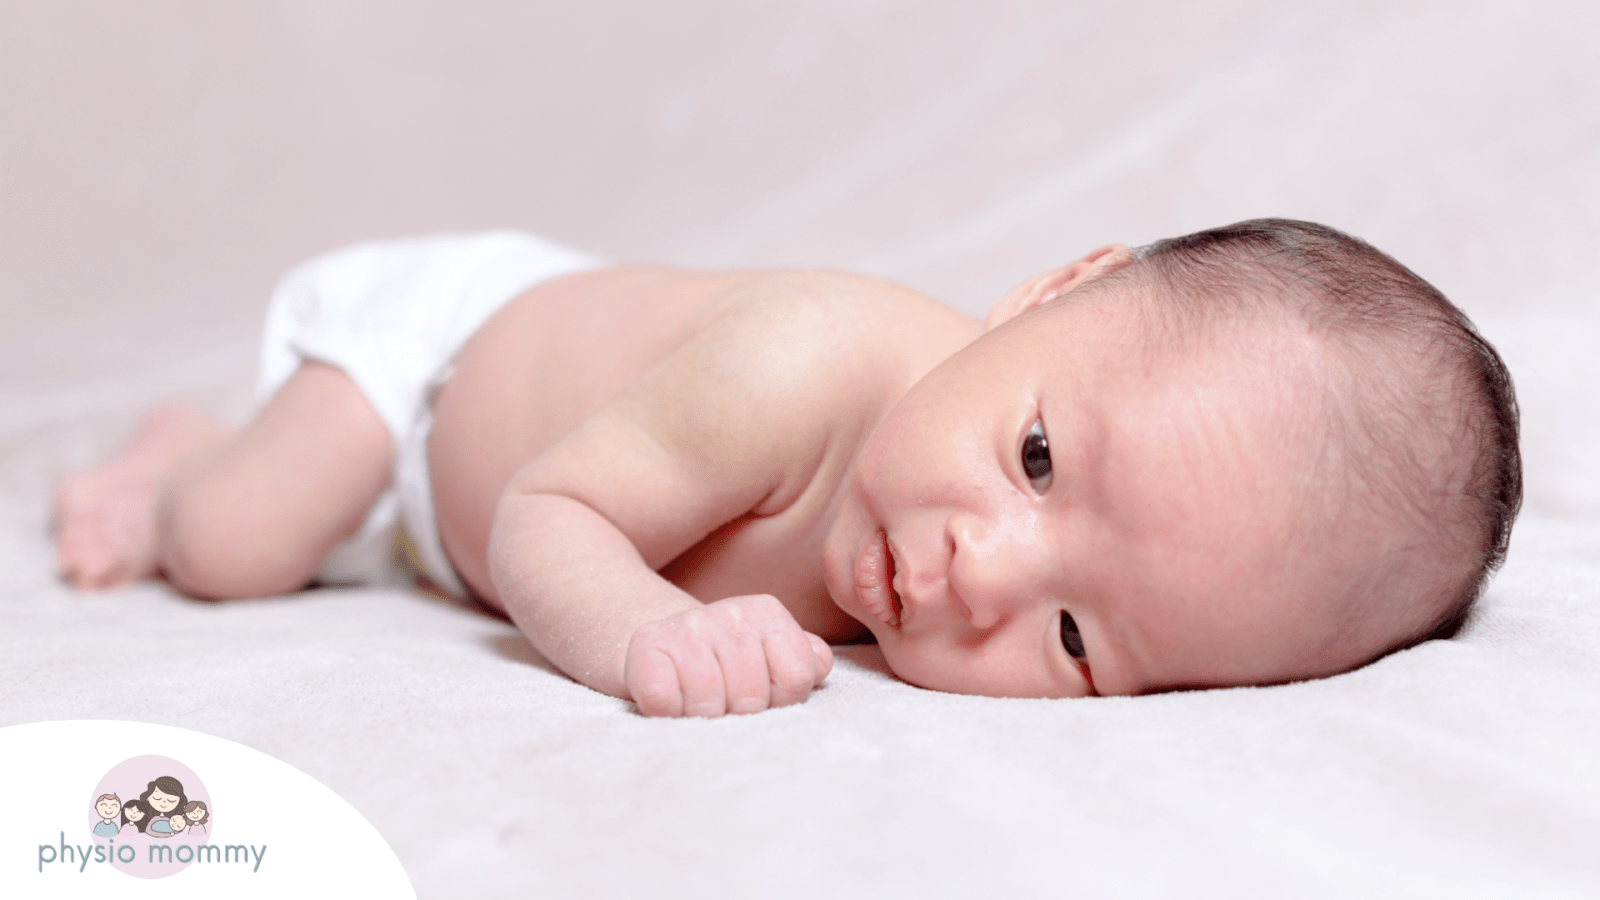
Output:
[1125, 218, 1521, 650]
[138, 776, 189, 819]
[121, 798, 152, 832]
[184, 800, 210, 826]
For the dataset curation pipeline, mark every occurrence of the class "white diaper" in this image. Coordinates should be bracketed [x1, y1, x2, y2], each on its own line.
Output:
[256, 232, 602, 596]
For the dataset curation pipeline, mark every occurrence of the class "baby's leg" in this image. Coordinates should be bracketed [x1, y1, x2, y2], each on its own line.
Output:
[56, 361, 392, 599]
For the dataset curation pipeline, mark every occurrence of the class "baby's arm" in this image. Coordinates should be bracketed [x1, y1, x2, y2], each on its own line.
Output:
[489, 302, 840, 717]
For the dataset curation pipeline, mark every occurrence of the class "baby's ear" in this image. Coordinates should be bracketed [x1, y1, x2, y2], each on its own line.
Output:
[985, 244, 1133, 330]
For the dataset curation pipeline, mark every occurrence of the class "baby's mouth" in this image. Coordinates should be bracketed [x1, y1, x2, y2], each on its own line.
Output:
[855, 528, 903, 628]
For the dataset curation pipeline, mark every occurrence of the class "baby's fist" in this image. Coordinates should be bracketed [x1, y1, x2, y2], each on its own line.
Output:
[624, 594, 833, 717]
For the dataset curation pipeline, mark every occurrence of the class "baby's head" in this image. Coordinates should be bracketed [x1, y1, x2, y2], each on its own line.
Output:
[1112, 220, 1521, 653]
[823, 218, 1520, 698]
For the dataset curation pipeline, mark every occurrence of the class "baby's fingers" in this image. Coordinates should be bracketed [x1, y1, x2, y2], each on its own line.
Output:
[716, 634, 774, 716]
[809, 633, 834, 679]
[672, 641, 730, 718]
[762, 629, 828, 709]
[626, 647, 686, 717]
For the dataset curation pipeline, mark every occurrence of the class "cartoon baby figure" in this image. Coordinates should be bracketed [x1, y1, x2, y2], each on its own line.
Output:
[120, 798, 150, 834]
[140, 776, 187, 836]
[165, 814, 187, 836]
[92, 794, 120, 837]
[183, 801, 209, 835]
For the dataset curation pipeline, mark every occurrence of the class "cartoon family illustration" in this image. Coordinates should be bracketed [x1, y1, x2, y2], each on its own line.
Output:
[92, 776, 209, 839]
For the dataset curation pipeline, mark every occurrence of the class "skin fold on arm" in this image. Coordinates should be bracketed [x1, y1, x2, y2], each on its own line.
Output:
[488, 299, 847, 717]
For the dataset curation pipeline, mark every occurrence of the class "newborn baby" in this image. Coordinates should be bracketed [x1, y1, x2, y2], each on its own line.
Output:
[55, 219, 1521, 716]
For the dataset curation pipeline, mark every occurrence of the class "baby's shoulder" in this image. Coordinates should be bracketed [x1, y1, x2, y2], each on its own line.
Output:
[620, 270, 952, 510]
[706, 269, 949, 398]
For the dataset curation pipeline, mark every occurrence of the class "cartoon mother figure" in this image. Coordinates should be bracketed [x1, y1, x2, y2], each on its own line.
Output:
[140, 776, 188, 837]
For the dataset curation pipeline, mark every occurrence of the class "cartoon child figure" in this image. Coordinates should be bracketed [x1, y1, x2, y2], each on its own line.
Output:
[120, 798, 150, 834]
[165, 814, 187, 836]
[92, 794, 120, 837]
[140, 776, 187, 835]
[183, 801, 209, 835]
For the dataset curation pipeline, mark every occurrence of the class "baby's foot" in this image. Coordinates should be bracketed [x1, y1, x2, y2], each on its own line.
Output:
[55, 405, 227, 590]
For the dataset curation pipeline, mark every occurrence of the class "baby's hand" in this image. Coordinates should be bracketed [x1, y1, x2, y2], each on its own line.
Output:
[624, 594, 833, 717]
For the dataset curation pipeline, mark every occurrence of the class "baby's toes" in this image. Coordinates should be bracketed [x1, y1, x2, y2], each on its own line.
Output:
[56, 528, 109, 588]
[56, 511, 138, 590]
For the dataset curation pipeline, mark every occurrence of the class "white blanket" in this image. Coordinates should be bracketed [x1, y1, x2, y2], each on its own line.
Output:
[3, 2, 1596, 896]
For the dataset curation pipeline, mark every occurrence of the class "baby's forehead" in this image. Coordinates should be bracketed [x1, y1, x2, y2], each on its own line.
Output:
[1013, 294, 1327, 410]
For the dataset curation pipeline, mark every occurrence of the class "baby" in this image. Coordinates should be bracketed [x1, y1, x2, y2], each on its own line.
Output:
[55, 219, 1521, 716]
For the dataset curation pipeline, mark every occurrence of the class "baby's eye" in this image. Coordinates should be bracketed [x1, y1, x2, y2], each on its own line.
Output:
[1021, 419, 1052, 492]
[1060, 611, 1086, 660]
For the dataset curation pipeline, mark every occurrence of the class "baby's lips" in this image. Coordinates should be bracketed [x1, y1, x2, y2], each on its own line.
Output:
[855, 528, 900, 628]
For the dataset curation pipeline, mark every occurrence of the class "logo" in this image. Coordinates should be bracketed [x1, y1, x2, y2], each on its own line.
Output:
[38, 754, 264, 879]
[3, 721, 413, 896]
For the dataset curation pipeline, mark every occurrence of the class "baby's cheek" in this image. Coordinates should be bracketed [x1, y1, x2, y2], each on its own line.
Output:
[877, 639, 943, 689]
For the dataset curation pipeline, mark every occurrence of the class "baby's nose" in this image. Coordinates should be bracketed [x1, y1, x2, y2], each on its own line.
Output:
[946, 512, 1037, 630]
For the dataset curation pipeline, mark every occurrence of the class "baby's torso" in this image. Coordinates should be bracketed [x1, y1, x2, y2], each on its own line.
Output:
[428, 266, 972, 639]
